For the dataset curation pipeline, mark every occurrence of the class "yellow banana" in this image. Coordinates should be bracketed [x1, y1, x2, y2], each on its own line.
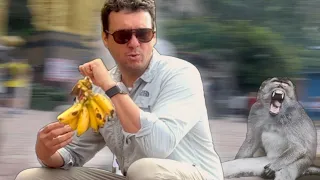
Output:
[96, 114, 106, 128]
[76, 106, 90, 136]
[70, 77, 92, 96]
[57, 76, 114, 136]
[58, 114, 76, 125]
[88, 97, 106, 128]
[77, 83, 89, 92]
[69, 118, 79, 131]
[87, 103, 99, 132]
[79, 77, 92, 89]
[92, 94, 114, 117]
[57, 100, 84, 123]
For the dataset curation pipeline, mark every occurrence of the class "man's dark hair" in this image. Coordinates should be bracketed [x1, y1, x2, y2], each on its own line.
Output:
[101, 0, 156, 32]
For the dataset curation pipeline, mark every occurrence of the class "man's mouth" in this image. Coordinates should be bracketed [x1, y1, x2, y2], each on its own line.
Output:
[127, 53, 140, 58]
[269, 89, 285, 115]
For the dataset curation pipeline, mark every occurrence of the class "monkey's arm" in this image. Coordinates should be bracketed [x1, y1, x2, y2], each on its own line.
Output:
[235, 126, 261, 159]
[235, 106, 262, 159]
[267, 144, 307, 171]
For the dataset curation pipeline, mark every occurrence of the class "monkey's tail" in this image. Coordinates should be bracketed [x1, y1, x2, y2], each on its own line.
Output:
[302, 165, 320, 176]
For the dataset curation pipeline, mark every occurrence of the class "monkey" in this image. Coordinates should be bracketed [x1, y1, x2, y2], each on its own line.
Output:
[222, 77, 320, 180]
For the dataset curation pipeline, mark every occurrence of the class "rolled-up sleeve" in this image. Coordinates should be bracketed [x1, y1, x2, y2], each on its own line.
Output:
[60, 130, 106, 168]
[134, 65, 207, 158]
[37, 147, 74, 169]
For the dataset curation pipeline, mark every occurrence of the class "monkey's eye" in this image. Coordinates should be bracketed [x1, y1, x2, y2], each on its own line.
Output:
[274, 82, 281, 86]
[281, 83, 289, 88]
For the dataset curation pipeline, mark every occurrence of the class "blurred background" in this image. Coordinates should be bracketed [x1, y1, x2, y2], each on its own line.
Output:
[2, 0, 320, 119]
[1, 0, 320, 179]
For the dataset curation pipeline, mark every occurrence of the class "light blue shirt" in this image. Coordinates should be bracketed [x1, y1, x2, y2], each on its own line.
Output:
[40, 49, 224, 180]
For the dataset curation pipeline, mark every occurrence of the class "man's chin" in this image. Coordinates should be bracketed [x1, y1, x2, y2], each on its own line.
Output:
[123, 63, 147, 74]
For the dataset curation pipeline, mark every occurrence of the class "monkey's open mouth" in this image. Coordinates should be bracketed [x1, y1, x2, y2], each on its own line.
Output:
[270, 90, 285, 115]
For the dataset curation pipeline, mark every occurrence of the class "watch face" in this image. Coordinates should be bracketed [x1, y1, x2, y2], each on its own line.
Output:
[105, 84, 127, 98]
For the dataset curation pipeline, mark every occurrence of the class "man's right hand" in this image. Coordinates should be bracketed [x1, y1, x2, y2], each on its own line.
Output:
[36, 122, 74, 161]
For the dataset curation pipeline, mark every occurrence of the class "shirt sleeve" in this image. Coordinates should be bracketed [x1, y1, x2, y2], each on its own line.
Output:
[59, 131, 106, 168]
[134, 64, 207, 158]
[37, 147, 74, 169]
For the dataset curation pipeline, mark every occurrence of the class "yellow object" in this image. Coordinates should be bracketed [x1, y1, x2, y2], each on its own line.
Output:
[0, 36, 25, 46]
[57, 76, 114, 136]
[76, 105, 90, 136]
[88, 98, 106, 127]
[1, 62, 31, 87]
[92, 94, 115, 117]
[57, 99, 85, 123]
[3, 80, 26, 87]
[69, 117, 78, 131]
[87, 102, 99, 132]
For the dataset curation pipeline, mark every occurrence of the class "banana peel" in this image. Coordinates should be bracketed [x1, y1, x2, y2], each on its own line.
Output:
[57, 76, 114, 136]
[70, 76, 92, 96]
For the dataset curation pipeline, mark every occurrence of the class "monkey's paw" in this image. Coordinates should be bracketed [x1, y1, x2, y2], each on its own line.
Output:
[262, 164, 276, 179]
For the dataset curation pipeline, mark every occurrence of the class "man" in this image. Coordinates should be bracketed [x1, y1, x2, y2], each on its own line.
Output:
[15, 0, 224, 179]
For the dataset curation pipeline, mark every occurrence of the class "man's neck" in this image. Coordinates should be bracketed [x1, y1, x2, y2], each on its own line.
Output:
[121, 70, 144, 88]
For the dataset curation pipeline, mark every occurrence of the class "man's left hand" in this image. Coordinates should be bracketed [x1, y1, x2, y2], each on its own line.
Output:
[78, 59, 116, 91]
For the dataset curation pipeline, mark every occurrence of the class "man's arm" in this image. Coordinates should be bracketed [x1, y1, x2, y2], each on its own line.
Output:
[104, 65, 206, 158]
[39, 151, 64, 168]
[38, 131, 106, 169]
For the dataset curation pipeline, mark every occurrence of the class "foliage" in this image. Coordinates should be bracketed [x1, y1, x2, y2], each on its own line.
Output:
[162, 18, 301, 92]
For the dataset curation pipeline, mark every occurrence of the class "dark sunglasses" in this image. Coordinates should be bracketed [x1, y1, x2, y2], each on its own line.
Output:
[105, 28, 155, 44]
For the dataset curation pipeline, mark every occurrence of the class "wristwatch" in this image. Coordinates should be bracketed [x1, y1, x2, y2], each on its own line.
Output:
[105, 84, 126, 98]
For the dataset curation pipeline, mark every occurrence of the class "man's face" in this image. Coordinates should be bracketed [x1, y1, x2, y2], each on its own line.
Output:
[102, 10, 156, 74]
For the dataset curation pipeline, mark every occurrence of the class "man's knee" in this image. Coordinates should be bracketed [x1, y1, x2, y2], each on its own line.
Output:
[127, 158, 162, 180]
[15, 168, 44, 180]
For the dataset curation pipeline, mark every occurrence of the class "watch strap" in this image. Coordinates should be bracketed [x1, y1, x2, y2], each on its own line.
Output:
[105, 85, 121, 98]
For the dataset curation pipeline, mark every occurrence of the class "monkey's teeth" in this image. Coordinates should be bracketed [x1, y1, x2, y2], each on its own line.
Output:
[272, 92, 275, 97]
[276, 90, 284, 94]
[281, 94, 284, 99]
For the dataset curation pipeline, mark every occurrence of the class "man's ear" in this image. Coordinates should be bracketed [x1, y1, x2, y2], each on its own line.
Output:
[102, 31, 108, 48]
[151, 32, 157, 47]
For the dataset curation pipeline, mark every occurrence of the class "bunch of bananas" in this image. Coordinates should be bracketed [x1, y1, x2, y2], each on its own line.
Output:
[57, 77, 114, 136]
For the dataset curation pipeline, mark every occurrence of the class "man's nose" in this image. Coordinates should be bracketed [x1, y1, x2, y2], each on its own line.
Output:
[127, 34, 140, 48]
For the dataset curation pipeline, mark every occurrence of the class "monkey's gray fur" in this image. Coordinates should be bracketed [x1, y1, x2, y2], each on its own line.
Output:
[222, 77, 320, 180]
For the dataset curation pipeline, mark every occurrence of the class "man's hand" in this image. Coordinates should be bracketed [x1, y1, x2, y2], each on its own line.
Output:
[78, 59, 116, 91]
[36, 122, 74, 161]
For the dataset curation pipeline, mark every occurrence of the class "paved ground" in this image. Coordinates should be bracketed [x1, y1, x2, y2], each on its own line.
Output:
[0, 109, 320, 180]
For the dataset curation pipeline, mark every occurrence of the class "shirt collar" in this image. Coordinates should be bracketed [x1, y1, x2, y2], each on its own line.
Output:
[110, 48, 160, 83]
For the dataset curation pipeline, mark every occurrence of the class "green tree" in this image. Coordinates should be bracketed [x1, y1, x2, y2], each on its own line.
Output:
[223, 21, 300, 92]
[162, 19, 301, 93]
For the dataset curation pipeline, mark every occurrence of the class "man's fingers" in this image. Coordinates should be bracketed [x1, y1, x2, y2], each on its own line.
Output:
[41, 122, 65, 134]
[52, 136, 73, 151]
[84, 64, 93, 76]
[79, 65, 86, 76]
[49, 131, 74, 147]
[45, 125, 73, 140]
